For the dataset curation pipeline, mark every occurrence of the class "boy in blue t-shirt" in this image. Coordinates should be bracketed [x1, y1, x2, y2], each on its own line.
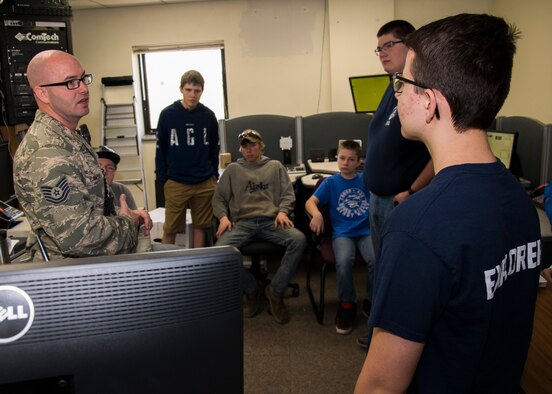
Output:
[306, 140, 374, 335]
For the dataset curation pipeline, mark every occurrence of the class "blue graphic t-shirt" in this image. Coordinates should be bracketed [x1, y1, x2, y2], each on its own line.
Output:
[314, 173, 370, 239]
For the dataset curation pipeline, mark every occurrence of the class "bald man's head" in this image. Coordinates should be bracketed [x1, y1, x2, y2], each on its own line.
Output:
[27, 50, 79, 88]
[27, 50, 90, 130]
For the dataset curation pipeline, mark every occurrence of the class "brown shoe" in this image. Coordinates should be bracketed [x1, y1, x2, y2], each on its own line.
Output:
[265, 286, 290, 324]
[243, 282, 262, 318]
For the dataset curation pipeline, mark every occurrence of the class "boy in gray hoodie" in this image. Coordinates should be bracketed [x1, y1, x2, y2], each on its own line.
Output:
[212, 129, 306, 324]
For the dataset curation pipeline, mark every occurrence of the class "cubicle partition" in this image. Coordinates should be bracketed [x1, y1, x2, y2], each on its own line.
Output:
[301, 112, 372, 162]
[496, 116, 551, 187]
[219, 112, 372, 166]
[219, 114, 299, 164]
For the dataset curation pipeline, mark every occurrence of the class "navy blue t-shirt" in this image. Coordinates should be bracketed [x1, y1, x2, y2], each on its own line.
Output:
[369, 161, 541, 393]
[363, 84, 430, 196]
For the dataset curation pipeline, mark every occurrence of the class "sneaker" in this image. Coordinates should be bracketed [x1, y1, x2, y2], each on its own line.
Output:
[362, 299, 372, 317]
[356, 333, 370, 349]
[335, 302, 357, 335]
[265, 286, 290, 324]
[243, 282, 262, 318]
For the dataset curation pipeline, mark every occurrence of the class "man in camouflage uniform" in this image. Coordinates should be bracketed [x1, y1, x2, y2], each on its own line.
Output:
[13, 50, 152, 260]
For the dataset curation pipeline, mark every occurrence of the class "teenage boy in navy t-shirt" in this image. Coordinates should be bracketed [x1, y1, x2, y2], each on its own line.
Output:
[355, 14, 541, 394]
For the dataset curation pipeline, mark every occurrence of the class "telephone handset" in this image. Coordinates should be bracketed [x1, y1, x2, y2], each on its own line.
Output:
[0, 200, 24, 222]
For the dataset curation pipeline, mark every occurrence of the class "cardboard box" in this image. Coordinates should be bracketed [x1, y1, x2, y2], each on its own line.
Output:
[220, 152, 232, 169]
[149, 207, 193, 248]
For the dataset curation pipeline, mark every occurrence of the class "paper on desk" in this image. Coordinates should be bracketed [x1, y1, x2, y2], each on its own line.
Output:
[7, 238, 19, 255]
[149, 207, 165, 223]
[539, 275, 548, 288]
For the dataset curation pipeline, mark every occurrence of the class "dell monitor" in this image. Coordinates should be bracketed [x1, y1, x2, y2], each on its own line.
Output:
[0, 247, 244, 393]
[487, 129, 518, 170]
[349, 74, 390, 113]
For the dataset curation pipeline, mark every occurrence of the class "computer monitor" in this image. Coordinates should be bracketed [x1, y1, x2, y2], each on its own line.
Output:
[487, 129, 518, 169]
[0, 247, 243, 393]
[349, 74, 390, 113]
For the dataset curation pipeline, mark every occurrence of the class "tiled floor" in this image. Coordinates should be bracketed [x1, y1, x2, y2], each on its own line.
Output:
[243, 258, 370, 394]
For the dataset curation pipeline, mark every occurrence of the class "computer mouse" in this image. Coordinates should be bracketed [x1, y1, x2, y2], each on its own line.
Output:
[312, 174, 323, 180]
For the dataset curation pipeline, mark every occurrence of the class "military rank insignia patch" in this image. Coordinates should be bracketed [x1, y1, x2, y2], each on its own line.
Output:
[41, 177, 71, 205]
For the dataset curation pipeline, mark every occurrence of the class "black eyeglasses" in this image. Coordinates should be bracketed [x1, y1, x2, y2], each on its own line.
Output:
[392, 73, 440, 119]
[392, 72, 430, 93]
[374, 40, 403, 56]
[40, 74, 93, 90]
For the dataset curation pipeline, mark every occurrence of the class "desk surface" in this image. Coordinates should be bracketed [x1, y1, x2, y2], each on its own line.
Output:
[520, 284, 552, 393]
[301, 173, 331, 188]
[6, 216, 30, 239]
[537, 207, 552, 240]
[307, 160, 339, 174]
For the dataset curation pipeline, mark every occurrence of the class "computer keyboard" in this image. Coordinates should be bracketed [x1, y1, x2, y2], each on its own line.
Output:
[286, 164, 306, 174]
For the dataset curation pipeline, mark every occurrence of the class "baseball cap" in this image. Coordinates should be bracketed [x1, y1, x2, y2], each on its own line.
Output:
[96, 145, 120, 165]
[238, 129, 263, 144]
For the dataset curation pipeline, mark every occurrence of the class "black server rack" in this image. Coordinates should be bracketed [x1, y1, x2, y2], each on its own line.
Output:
[0, 0, 72, 125]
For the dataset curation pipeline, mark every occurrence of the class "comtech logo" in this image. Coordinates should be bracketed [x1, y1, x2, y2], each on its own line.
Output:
[0, 286, 35, 344]
[14, 32, 60, 43]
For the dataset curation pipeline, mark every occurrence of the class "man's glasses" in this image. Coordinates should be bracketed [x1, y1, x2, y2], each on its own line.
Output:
[392, 73, 440, 119]
[374, 40, 403, 56]
[39, 74, 93, 90]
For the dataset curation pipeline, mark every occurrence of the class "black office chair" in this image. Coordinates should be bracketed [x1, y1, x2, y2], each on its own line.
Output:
[240, 241, 300, 298]
[211, 219, 300, 298]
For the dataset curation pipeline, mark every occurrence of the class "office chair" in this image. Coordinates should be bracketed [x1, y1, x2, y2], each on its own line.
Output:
[211, 220, 300, 298]
[240, 241, 300, 298]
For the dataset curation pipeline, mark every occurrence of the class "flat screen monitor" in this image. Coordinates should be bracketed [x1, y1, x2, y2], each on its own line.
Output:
[0, 142, 15, 202]
[0, 247, 244, 393]
[487, 129, 518, 169]
[349, 74, 390, 113]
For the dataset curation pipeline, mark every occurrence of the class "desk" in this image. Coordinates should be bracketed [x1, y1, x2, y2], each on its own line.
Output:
[287, 170, 307, 185]
[307, 160, 339, 174]
[301, 173, 331, 188]
[6, 216, 30, 239]
[537, 207, 552, 266]
[520, 284, 552, 393]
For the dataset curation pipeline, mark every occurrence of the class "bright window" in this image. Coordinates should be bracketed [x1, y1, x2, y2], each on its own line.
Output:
[136, 44, 227, 134]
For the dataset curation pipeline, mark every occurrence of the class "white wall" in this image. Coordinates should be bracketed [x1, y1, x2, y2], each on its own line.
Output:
[70, 0, 552, 209]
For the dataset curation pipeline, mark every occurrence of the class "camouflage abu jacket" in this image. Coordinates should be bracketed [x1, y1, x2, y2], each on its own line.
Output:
[13, 110, 138, 260]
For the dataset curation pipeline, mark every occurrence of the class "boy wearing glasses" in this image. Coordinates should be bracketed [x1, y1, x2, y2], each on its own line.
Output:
[355, 14, 540, 393]
[212, 129, 306, 324]
[358, 19, 434, 350]
[363, 20, 433, 257]
[14, 50, 152, 260]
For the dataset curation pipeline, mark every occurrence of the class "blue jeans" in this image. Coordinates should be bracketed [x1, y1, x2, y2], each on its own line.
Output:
[369, 193, 395, 259]
[364, 193, 395, 349]
[215, 217, 307, 296]
[332, 236, 375, 303]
